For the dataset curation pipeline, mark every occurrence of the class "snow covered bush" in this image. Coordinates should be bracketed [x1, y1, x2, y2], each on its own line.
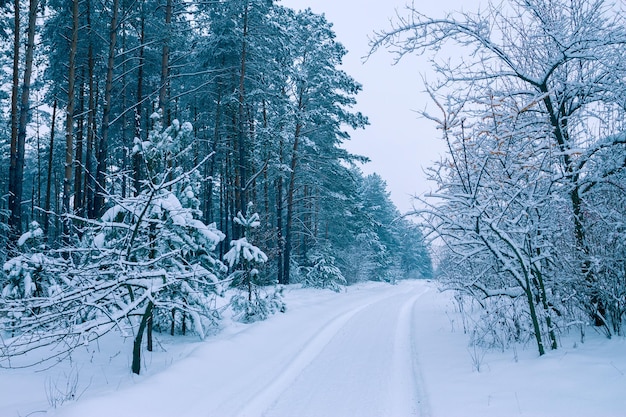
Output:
[94, 113, 226, 372]
[2, 222, 59, 300]
[301, 250, 346, 292]
[1, 222, 67, 333]
[230, 286, 285, 323]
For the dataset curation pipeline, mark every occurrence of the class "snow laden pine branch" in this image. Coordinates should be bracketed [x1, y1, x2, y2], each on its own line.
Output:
[0, 116, 227, 374]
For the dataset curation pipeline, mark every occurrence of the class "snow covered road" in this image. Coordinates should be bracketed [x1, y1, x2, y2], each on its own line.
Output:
[258, 284, 429, 417]
[54, 281, 431, 417]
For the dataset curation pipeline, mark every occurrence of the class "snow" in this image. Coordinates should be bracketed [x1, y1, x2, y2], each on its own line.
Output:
[224, 237, 268, 267]
[187, 218, 225, 245]
[1, 280, 625, 417]
[100, 204, 126, 224]
[17, 226, 43, 247]
[157, 192, 189, 227]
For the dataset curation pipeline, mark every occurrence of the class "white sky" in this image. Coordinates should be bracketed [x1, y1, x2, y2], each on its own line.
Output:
[279, 0, 481, 213]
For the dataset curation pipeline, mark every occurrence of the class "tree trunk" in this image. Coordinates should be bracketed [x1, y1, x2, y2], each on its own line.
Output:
[44, 100, 58, 239]
[170, 308, 176, 336]
[205, 84, 222, 223]
[283, 122, 303, 284]
[8, 0, 38, 246]
[133, 6, 145, 196]
[524, 273, 545, 356]
[181, 309, 187, 335]
[55, 173, 61, 234]
[74, 77, 86, 218]
[534, 267, 558, 350]
[94, 0, 120, 217]
[146, 311, 153, 352]
[159, 0, 172, 119]
[9, 0, 19, 238]
[120, 25, 129, 200]
[541, 89, 602, 327]
[131, 301, 154, 375]
[276, 132, 285, 284]
[276, 177, 284, 283]
[35, 111, 42, 224]
[85, 2, 96, 218]
[63, 0, 80, 241]
[235, 1, 250, 234]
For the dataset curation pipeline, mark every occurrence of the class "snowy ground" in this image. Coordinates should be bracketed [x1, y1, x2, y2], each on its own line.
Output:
[1, 280, 625, 417]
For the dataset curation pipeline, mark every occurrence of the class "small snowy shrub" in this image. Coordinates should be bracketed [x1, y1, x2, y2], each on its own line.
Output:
[1, 222, 64, 301]
[231, 285, 285, 323]
[301, 251, 346, 292]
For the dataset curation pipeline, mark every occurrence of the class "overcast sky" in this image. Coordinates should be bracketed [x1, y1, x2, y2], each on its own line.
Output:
[279, 0, 481, 213]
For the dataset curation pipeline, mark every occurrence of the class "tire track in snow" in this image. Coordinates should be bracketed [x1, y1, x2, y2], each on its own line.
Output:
[409, 290, 433, 417]
[235, 286, 410, 417]
[389, 285, 432, 417]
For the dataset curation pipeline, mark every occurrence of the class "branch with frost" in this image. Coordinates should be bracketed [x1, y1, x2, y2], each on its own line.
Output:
[469, 280, 525, 299]
[369, 6, 540, 86]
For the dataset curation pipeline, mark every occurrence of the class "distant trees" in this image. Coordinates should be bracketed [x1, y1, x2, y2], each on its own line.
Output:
[374, 0, 626, 353]
[341, 172, 432, 284]
[1, 0, 433, 287]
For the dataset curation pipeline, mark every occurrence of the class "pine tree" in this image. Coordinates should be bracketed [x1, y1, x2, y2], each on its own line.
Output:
[226, 203, 284, 323]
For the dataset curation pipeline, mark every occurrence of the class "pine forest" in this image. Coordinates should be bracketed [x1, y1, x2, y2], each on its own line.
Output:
[0, 0, 432, 374]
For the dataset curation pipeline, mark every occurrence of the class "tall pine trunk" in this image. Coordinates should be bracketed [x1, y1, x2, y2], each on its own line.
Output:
[235, 1, 250, 237]
[8, 0, 38, 246]
[159, 0, 172, 119]
[132, 6, 145, 196]
[276, 174, 284, 284]
[276, 131, 285, 284]
[84, 1, 96, 218]
[9, 0, 19, 238]
[94, 0, 120, 217]
[204, 83, 222, 224]
[74, 78, 86, 218]
[62, 0, 80, 241]
[44, 100, 58, 239]
[283, 122, 302, 284]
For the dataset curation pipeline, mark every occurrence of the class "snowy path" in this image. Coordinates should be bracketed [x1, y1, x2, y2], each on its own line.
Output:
[252, 285, 429, 417]
[54, 281, 431, 417]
